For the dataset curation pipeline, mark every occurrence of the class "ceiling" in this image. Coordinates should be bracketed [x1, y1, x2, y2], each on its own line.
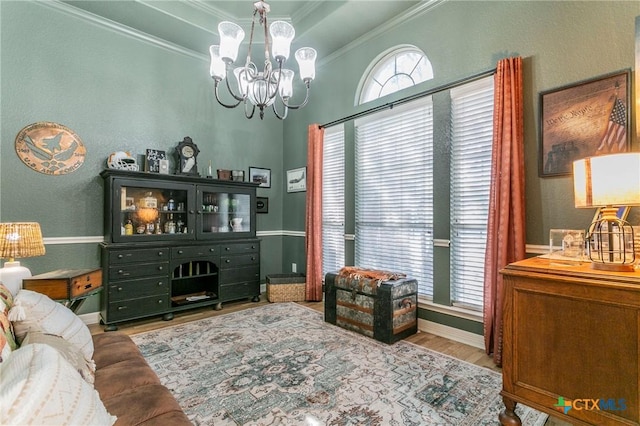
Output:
[61, 0, 425, 60]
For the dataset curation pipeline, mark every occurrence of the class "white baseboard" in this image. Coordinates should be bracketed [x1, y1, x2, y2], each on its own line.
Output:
[79, 312, 101, 326]
[418, 318, 485, 349]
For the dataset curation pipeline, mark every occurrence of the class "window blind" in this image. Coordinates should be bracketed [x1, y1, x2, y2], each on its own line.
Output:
[322, 125, 345, 276]
[354, 98, 434, 297]
[449, 76, 494, 310]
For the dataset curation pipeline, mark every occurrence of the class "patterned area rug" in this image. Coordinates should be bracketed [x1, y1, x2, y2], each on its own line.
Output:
[131, 303, 547, 425]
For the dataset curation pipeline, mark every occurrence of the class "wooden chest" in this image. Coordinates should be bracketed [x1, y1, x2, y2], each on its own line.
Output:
[324, 271, 418, 344]
[23, 268, 102, 300]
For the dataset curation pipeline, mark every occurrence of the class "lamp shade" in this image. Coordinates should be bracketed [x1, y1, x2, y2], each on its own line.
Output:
[0, 222, 45, 261]
[573, 153, 640, 208]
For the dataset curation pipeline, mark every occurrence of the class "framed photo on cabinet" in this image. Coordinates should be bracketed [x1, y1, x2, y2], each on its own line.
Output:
[287, 167, 306, 192]
[538, 69, 630, 177]
[249, 167, 271, 188]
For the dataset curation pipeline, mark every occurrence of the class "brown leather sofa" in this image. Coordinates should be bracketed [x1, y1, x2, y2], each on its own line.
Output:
[92, 332, 192, 425]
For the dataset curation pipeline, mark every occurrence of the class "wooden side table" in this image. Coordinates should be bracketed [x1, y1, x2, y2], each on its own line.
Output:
[23, 268, 103, 313]
[499, 257, 639, 425]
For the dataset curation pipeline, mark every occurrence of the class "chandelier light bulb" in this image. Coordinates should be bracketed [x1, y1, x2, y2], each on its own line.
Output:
[218, 21, 244, 63]
[270, 21, 295, 62]
[295, 47, 317, 82]
[274, 69, 294, 98]
[209, 45, 226, 80]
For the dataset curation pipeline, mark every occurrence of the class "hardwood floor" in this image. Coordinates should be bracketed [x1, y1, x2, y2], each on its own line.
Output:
[89, 298, 568, 425]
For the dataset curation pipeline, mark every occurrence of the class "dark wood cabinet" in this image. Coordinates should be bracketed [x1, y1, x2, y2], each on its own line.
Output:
[499, 257, 640, 426]
[100, 170, 260, 330]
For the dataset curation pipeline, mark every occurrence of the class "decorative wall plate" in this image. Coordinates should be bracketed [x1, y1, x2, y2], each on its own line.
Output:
[15, 122, 86, 175]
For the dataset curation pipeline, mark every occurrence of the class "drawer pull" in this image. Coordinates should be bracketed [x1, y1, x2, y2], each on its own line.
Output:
[251, 245, 256, 249]
[158, 251, 164, 256]
[225, 247, 231, 251]
[117, 254, 124, 259]
[158, 300, 163, 304]
[117, 287, 123, 291]
[209, 248, 215, 252]
[225, 259, 231, 263]
[158, 281, 163, 286]
[158, 266, 163, 271]
[178, 250, 184, 254]
[118, 306, 127, 311]
[251, 256, 256, 261]
[118, 269, 125, 274]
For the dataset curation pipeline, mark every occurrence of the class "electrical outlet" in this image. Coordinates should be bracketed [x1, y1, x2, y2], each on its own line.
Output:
[292, 263, 297, 273]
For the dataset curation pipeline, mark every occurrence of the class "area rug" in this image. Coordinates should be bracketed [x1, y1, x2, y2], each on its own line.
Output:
[131, 303, 547, 425]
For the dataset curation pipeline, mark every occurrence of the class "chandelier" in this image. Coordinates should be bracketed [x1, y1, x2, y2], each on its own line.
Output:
[209, 1, 317, 120]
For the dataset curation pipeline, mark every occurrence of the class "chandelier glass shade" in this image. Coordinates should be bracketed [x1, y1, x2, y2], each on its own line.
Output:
[209, 1, 317, 120]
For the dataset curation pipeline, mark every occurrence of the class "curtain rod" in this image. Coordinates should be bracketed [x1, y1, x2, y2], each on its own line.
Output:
[319, 67, 496, 129]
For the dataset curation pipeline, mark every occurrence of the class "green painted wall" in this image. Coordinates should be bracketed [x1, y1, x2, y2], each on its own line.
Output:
[1, 1, 639, 331]
[282, 0, 640, 332]
[0, 1, 285, 314]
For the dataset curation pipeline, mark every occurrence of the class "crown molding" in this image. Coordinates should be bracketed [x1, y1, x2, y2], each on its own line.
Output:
[43, 1, 206, 61]
[135, 0, 217, 36]
[319, 0, 447, 68]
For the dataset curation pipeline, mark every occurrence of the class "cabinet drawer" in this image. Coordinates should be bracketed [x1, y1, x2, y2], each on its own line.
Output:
[220, 253, 259, 268]
[220, 242, 259, 255]
[220, 281, 260, 301]
[220, 266, 260, 285]
[108, 276, 169, 301]
[172, 245, 218, 260]
[107, 295, 169, 322]
[108, 262, 168, 281]
[109, 248, 169, 264]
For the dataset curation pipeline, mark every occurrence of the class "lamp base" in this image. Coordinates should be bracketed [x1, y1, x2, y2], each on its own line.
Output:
[0, 261, 33, 296]
[590, 262, 635, 273]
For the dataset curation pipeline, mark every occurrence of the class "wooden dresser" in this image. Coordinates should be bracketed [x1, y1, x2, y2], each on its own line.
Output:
[499, 257, 639, 425]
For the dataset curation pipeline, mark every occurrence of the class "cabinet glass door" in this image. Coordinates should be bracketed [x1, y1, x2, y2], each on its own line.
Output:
[113, 180, 193, 242]
[198, 186, 253, 238]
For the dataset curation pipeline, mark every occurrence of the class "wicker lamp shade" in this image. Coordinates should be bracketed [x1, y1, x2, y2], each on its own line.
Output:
[0, 222, 46, 261]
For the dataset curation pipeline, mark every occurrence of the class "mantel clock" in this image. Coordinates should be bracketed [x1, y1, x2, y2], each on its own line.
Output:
[175, 136, 200, 176]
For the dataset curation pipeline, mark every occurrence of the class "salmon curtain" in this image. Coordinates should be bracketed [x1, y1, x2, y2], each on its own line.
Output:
[305, 124, 324, 301]
[483, 57, 526, 366]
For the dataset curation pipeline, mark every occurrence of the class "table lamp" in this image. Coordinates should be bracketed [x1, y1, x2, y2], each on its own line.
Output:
[0, 222, 46, 295]
[573, 153, 640, 272]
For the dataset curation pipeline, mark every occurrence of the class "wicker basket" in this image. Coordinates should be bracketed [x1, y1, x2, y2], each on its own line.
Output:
[266, 274, 306, 302]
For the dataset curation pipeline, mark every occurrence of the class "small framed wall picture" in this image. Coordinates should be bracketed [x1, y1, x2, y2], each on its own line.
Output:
[256, 197, 269, 214]
[145, 149, 166, 173]
[249, 166, 271, 188]
[287, 167, 306, 192]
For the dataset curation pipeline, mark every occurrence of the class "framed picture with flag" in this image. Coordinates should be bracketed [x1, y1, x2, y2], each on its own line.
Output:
[538, 69, 630, 177]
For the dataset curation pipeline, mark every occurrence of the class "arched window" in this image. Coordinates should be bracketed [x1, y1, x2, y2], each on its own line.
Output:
[358, 45, 433, 104]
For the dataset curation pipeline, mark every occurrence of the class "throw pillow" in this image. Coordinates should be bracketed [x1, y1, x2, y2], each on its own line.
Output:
[0, 283, 14, 309]
[10, 289, 94, 365]
[0, 343, 116, 425]
[0, 299, 18, 361]
[22, 331, 95, 384]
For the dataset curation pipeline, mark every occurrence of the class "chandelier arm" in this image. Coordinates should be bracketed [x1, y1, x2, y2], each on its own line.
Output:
[213, 80, 243, 108]
[271, 100, 288, 120]
[224, 67, 247, 102]
[244, 100, 256, 119]
[281, 82, 311, 110]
